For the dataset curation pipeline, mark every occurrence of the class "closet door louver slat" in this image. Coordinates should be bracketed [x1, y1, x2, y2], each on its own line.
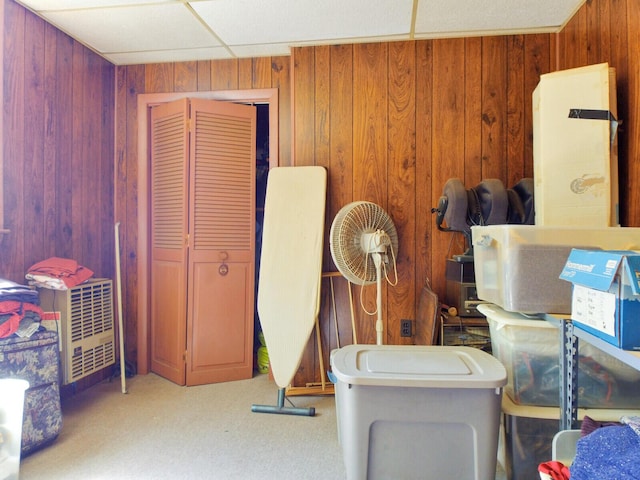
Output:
[152, 111, 188, 249]
[192, 111, 254, 251]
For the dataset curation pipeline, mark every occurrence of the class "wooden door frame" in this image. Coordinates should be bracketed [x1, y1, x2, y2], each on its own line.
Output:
[137, 88, 278, 375]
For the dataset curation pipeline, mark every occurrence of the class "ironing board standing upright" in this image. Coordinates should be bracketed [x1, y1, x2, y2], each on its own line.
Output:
[252, 166, 327, 416]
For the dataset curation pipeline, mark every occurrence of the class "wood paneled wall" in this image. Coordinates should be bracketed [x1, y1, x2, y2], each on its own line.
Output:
[0, 0, 115, 393]
[290, 0, 640, 386]
[0, 0, 114, 292]
[4, 0, 639, 390]
[557, 0, 640, 227]
[289, 37, 554, 385]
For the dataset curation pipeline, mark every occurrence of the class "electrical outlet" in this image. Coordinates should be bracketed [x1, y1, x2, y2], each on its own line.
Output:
[400, 319, 413, 337]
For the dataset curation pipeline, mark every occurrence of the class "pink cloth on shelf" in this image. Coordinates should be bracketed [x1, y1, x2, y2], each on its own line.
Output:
[27, 257, 94, 288]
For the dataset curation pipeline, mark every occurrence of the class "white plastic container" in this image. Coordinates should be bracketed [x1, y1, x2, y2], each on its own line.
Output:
[471, 225, 640, 313]
[479, 303, 640, 408]
[552, 429, 581, 466]
[330, 344, 507, 480]
[0, 378, 29, 480]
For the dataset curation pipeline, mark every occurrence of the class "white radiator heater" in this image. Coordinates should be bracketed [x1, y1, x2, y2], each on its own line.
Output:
[39, 278, 116, 384]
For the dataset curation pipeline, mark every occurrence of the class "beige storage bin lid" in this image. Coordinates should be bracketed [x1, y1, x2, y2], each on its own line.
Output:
[501, 393, 637, 422]
[331, 344, 506, 389]
[477, 303, 552, 329]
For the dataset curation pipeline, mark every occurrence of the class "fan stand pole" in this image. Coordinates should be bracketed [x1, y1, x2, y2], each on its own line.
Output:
[374, 253, 384, 346]
[348, 281, 358, 344]
[251, 388, 316, 416]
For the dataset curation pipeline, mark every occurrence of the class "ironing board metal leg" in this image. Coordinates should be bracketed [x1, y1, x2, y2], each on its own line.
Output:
[251, 388, 316, 416]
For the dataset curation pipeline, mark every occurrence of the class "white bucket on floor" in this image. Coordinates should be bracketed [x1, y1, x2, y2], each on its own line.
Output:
[0, 378, 29, 480]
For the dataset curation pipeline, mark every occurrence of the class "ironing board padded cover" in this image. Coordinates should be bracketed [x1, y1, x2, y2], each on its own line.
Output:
[257, 166, 327, 388]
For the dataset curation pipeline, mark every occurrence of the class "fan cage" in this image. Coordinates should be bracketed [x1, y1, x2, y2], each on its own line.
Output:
[330, 201, 398, 285]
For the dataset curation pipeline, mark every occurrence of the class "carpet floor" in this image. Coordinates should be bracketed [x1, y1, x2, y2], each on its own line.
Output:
[19, 372, 507, 480]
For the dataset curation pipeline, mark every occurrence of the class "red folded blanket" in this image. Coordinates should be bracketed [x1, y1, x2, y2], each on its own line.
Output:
[27, 257, 94, 288]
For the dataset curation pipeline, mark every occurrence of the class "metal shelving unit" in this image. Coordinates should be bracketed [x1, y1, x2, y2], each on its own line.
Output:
[546, 314, 640, 430]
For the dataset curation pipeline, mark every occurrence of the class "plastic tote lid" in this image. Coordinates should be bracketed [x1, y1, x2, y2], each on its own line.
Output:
[477, 303, 556, 329]
[330, 344, 506, 389]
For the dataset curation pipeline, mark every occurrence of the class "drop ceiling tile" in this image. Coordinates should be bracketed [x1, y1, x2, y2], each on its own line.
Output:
[229, 43, 292, 59]
[290, 33, 411, 48]
[14, 0, 589, 65]
[415, 0, 585, 36]
[16, 0, 176, 11]
[190, 0, 414, 46]
[42, 3, 220, 53]
[105, 46, 233, 65]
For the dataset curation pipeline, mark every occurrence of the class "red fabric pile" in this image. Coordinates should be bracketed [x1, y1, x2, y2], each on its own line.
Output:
[26, 257, 94, 289]
[0, 300, 44, 338]
[539, 460, 571, 479]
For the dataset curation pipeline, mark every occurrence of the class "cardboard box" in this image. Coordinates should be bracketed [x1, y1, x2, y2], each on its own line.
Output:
[559, 249, 640, 350]
[533, 62, 619, 227]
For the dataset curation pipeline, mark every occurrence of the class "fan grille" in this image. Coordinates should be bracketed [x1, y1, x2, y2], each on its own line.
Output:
[329, 201, 399, 285]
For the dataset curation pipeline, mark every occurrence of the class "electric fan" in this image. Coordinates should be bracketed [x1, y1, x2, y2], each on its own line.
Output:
[330, 201, 399, 345]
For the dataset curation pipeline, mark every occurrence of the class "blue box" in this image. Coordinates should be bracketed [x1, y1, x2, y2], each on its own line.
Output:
[559, 249, 640, 350]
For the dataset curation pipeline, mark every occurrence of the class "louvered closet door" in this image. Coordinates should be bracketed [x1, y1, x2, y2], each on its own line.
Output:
[186, 98, 256, 386]
[150, 98, 189, 385]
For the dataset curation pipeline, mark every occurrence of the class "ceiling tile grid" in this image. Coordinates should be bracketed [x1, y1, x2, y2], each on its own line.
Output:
[15, 0, 586, 65]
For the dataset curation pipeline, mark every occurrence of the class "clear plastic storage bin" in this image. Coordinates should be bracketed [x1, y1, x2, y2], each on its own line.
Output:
[479, 303, 640, 408]
[471, 225, 640, 313]
[501, 395, 634, 480]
